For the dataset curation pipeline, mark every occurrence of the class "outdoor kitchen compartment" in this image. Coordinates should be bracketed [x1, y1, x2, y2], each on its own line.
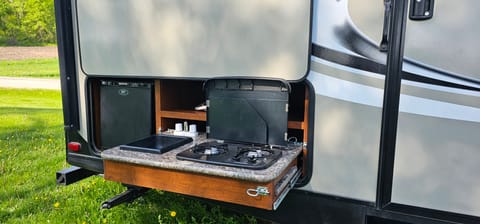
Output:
[101, 79, 304, 210]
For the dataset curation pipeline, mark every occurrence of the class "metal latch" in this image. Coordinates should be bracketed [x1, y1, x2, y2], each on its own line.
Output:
[409, 0, 434, 20]
[246, 186, 270, 197]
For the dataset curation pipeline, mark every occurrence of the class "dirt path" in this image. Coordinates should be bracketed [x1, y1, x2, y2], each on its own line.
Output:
[0, 46, 60, 90]
[0, 76, 61, 90]
[0, 46, 58, 60]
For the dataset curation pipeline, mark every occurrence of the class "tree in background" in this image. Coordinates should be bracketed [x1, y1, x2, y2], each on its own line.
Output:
[0, 0, 55, 45]
[0, 0, 22, 45]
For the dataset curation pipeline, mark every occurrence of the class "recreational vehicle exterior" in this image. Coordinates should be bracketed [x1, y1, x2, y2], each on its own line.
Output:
[54, 0, 480, 223]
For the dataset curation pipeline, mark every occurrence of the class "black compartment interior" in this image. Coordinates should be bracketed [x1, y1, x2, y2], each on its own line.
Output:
[90, 78, 308, 150]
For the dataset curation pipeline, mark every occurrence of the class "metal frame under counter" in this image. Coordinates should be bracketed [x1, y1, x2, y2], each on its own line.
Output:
[101, 135, 303, 210]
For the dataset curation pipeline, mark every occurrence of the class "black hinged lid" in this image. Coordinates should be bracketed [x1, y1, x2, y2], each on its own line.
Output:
[205, 79, 289, 146]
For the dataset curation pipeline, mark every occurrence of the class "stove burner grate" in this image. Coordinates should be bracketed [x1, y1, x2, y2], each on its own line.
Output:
[233, 147, 275, 163]
[176, 142, 283, 169]
[192, 142, 228, 155]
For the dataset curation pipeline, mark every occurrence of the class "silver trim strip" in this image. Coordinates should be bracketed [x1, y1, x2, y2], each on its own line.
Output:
[308, 67, 480, 123]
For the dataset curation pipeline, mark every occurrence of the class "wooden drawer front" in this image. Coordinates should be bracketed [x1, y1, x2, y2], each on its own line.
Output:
[103, 160, 299, 210]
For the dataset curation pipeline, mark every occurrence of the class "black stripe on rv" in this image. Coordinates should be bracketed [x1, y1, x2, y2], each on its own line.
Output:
[311, 44, 480, 92]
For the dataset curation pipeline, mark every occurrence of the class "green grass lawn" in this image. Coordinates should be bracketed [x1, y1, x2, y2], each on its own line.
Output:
[0, 88, 255, 224]
[0, 59, 59, 78]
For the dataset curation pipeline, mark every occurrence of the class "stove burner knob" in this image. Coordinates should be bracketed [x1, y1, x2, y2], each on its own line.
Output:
[247, 151, 258, 158]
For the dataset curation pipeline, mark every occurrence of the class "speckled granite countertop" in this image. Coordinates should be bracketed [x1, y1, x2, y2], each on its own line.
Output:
[101, 134, 302, 183]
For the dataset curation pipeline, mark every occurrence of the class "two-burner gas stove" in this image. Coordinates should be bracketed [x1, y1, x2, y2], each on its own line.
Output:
[176, 141, 285, 170]
[176, 79, 291, 170]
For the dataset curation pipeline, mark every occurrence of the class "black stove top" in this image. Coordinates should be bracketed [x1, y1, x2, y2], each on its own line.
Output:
[176, 141, 283, 170]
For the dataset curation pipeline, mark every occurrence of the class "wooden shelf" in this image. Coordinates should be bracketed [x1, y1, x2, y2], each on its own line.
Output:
[160, 110, 206, 121]
[287, 120, 305, 130]
[160, 110, 304, 130]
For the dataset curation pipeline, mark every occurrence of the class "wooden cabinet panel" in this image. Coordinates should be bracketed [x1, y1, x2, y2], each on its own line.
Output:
[154, 79, 310, 141]
[104, 159, 299, 210]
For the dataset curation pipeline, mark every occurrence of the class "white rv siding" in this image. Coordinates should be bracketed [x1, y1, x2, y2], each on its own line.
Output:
[344, 0, 480, 214]
[304, 60, 384, 202]
[391, 0, 480, 216]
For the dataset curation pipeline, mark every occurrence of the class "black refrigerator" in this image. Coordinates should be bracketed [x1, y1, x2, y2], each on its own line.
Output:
[99, 80, 153, 149]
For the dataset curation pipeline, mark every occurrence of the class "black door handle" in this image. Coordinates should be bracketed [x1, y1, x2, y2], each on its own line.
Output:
[409, 0, 434, 20]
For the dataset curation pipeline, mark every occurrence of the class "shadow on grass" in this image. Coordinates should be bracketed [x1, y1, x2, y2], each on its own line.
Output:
[0, 106, 64, 221]
[0, 107, 62, 132]
[0, 107, 62, 115]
